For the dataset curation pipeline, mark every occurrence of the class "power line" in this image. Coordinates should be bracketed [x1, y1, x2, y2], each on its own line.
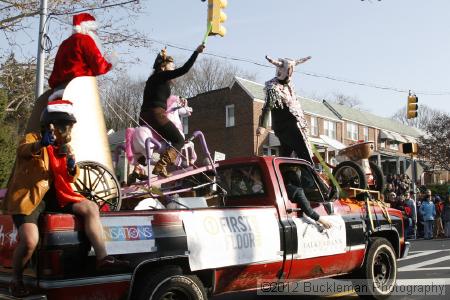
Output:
[146, 37, 450, 97]
[50, 0, 139, 16]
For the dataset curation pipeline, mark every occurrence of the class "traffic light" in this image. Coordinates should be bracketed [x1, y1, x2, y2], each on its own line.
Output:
[407, 94, 418, 119]
[207, 0, 227, 37]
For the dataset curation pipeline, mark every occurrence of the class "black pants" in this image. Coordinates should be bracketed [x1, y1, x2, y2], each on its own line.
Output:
[274, 124, 313, 164]
[139, 108, 184, 150]
[12, 187, 75, 229]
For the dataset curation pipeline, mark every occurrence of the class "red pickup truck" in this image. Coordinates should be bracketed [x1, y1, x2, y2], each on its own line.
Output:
[0, 156, 409, 300]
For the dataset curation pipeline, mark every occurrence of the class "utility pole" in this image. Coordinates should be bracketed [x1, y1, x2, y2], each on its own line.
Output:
[35, 0, 48, 99]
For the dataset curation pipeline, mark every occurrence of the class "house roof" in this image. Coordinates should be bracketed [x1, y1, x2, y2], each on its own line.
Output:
[233, 77, 423, 138]
[324, 101, 423, 138]
[233, 77, 341, 122]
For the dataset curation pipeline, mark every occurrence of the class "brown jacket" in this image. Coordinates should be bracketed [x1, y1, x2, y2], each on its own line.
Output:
[2, 133, 78, 215]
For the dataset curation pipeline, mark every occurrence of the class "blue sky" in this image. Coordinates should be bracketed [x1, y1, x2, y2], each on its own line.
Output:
[2, 0, 450, 117]
[131, 0, 449, 117]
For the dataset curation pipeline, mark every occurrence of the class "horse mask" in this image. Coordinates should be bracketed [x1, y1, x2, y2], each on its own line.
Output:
[265, 55, 311, 82]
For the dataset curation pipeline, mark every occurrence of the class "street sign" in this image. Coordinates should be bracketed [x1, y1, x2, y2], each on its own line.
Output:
[214, 151, 226, 162]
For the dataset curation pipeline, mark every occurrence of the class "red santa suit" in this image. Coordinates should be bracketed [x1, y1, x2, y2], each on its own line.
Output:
[48, 13, 114, 89]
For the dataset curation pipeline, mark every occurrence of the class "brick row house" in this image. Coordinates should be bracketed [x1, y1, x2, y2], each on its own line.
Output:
[185, 77, 427, 181]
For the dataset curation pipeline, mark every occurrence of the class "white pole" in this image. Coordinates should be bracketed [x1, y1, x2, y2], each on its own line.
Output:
[411, 154, 418, 239]
[35, 0, 48, 99]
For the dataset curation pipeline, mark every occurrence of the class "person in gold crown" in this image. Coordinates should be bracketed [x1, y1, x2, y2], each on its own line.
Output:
[140, 44, 205, 177]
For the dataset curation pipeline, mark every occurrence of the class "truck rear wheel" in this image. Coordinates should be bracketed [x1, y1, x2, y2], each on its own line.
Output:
[137, 266, 207, 300]
[353, 238, 397, 300]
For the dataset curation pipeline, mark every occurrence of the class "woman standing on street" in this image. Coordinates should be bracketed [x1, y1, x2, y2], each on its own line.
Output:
[140, 44, 205, 177]
[420, 190, 436, 239]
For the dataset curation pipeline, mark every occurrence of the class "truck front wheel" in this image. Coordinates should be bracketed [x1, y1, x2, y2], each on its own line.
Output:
[137, 266, 207, 300]
[353, 238, 397, 300]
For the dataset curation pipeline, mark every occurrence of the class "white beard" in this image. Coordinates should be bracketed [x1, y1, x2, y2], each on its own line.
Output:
[87, 30, 104, 54]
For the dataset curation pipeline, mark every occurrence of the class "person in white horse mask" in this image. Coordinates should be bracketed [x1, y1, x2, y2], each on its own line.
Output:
[256, 55, 314, 164]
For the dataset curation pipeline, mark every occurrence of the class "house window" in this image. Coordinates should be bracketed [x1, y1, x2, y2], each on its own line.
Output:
[309, 116, 318, 136]
[363, 127, 369, 141]
[324, 120, 336, 139]
[346, 122, 358, 141]
[380, 140, 386, 148]
[389, 141, 399, 150]
[226, 104, 235, 127]
[181, 116, 189, 135]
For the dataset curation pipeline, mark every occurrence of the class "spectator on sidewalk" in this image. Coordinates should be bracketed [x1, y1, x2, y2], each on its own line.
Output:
[434, 195, 445, 238]
[416, 195, 424, 238]
[386, 192, 396, 207]
[442, 194, 450, 238]
[420, 190, 436, 240]
[405, 191, 417, 238]
[396, 194, 413, 239]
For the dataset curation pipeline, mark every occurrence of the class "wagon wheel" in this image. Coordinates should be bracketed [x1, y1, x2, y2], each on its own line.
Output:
[369, 162, 385, 193]
[332, 161, 367, 190]
[72, 161, 122, 211]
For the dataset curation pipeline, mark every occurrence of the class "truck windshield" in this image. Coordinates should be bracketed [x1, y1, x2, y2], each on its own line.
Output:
[216, 164, 266, 198]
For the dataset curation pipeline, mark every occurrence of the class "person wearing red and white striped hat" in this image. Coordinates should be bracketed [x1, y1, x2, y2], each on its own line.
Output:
[3, 100, 128, 297]
[48, 13, 117, 98]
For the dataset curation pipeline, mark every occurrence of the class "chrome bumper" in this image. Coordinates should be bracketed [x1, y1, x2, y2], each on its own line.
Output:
[400, 241, 411, 258]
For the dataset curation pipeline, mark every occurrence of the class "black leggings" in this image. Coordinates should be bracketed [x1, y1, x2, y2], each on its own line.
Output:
[274, 125, 313, 164]
[139, 108, 185, 150]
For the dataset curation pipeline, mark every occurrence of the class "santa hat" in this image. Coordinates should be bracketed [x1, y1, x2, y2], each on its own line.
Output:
[41, 100, 77, 124]
[73, 13, 98, 34]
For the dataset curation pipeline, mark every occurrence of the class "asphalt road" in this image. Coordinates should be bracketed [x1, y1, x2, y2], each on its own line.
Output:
[213, 238, 450, 300]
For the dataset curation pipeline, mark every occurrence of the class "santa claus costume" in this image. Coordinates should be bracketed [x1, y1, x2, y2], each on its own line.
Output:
[48, 13, 116, 96]
[258, 55, 314, 164]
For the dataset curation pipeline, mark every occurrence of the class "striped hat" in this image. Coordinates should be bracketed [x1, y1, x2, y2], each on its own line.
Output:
[41, 100, 77, 124]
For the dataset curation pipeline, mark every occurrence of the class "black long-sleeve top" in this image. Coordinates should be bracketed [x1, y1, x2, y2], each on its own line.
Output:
[285, 183, 320, 221]
[141, 51, 199, 111]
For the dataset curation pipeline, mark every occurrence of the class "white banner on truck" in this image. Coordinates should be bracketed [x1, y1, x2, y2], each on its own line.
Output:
[293, 215, 346, 259]
[182, 209, 281, 271]
[101, 216, 155, 255]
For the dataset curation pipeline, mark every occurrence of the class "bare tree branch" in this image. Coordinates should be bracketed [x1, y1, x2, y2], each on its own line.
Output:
[331, 93, 362, 108]
[391, 104, 441, 130]
[417, 113, 450, 171]
[99, 74, 144, 131]
[172, 57, 256, 98]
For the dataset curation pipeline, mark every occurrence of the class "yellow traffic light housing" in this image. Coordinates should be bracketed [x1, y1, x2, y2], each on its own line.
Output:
[208, 0, 227, 37]
[406, 94, 418, 119]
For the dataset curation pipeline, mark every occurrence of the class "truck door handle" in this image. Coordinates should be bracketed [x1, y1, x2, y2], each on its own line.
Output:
[287, 208, 302, 213]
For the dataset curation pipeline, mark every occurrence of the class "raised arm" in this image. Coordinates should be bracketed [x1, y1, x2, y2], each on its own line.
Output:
[157, 44, 205, 81]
